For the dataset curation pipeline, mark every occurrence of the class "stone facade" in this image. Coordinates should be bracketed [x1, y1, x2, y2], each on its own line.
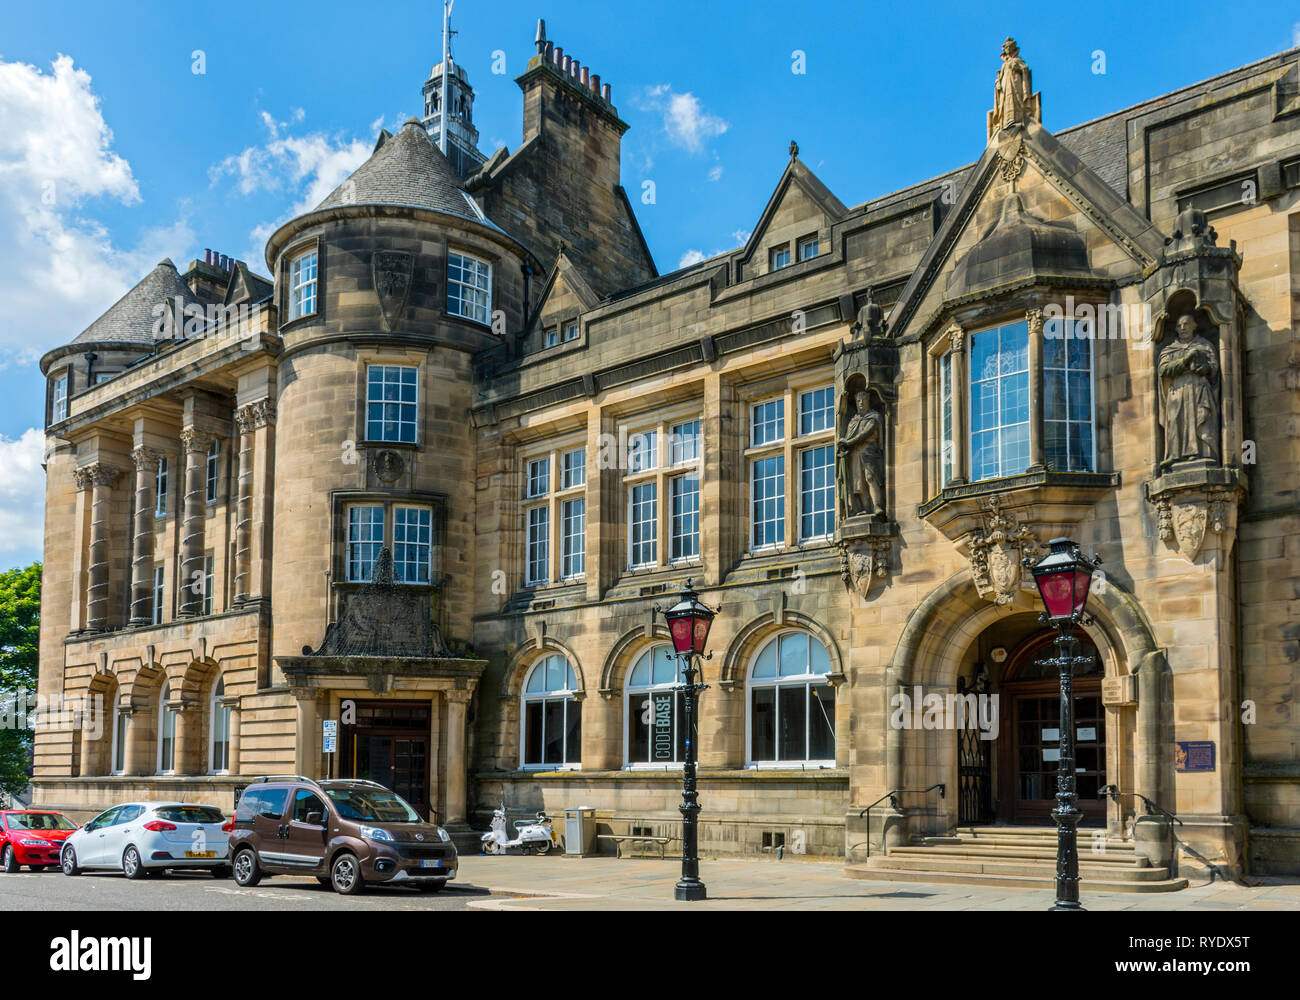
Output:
[31, 28, 1300, 877]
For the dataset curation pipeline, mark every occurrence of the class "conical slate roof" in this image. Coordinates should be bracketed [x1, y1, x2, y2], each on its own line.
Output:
[315, 119, 484, 222]
[71, 258, 202, 347]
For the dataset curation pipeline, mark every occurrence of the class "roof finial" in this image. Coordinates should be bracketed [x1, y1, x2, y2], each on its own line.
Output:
[789, 139, 799, 160]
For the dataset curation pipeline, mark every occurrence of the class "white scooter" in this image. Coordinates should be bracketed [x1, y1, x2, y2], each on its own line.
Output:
[481, 806, 557, 855]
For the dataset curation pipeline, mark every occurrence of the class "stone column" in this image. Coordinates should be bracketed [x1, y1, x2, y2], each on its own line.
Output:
[444, 690, 473, 825]
[75, 462, 121, 632]
[292, 687, 321, 776]
[122, 708, 149, 776]
[129, 447, 161, 625]
[173, 699, 198, 775]
[232, 406, 256, 605]
[223, 698, 242, 774]
[1026, 307, 1045, 471]
[244, 399, 276, 606]
[947, 326, 968, 485]
[178, 427, 212, 617]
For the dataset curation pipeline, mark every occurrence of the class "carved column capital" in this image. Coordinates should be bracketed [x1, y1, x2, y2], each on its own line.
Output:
[74, 462, 121, 491]
[948, 324, 965, 353]
[1025, 307, 1044, 336]
[130, 446, 163, 473]
[235, 398, 276, 434]
[180, 427, 215, 454]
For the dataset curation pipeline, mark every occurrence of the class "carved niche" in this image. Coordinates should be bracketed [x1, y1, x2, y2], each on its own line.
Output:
[832, 304, 899, 599]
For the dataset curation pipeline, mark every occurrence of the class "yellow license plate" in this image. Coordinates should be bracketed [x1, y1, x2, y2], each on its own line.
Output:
[185, 851, 215, 859]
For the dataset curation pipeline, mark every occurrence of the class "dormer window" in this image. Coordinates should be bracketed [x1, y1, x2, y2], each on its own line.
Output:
[544, 329, 559, 349]
[798, 235, 820, 261]
[769, 246, 791, 271]
[562, 322, 579, 342]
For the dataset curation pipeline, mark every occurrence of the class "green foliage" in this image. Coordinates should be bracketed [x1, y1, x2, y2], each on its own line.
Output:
[0, 562, 40, 692]
[0, 563, 40, 800]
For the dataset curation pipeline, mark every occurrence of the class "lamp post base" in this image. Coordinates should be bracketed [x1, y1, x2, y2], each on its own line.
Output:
[1049, 901, 1085, 911]
[675, 879, 707, 902]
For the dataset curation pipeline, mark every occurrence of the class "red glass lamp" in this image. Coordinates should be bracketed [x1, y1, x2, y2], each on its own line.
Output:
[662, 579, 717, 657]
[1028, 538, 1095, 623]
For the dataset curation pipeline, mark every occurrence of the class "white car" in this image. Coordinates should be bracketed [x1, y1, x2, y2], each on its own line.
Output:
[60, 801, 231, 879]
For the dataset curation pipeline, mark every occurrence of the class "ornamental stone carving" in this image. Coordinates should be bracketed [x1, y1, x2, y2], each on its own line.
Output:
[73, 463, 121, 491]
[180, 426, 215, 454]
[235, 398, 277, 434]
[130, 446, 162, 472]
[373, 250, 414, 332]
[837, 530, 892, 599]
[964, 496, 1041, 605]
[987, 37, 1041, 139]
[837, 390, 887, 520]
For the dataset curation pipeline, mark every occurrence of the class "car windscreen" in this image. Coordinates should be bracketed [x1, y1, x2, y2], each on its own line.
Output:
[324, 788, 420, 823]
[5, 813, 77, 831]
[154, 806, 225, 825]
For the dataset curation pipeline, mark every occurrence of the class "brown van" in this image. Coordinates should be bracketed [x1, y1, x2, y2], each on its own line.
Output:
[228, 776, 458, 895]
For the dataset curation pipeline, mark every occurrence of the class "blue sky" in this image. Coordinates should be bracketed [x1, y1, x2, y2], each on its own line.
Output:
[0, 0, 1297, 571]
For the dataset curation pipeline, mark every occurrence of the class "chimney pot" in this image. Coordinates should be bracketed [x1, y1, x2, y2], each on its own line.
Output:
[580, 66, 589, 86]
[545, 41, 553, 61]
[563, 56, 572, 75]
[554, 46, 563, 68]
[602, 83, 612, 103]
[591, 73, 601, 94]
[204, 249, 212, 265]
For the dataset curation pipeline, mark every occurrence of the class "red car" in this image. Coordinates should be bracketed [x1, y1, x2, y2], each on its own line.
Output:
[1, 811, 79, 872]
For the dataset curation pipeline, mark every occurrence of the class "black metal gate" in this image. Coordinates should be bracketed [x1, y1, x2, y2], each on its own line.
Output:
[957, 723, 992, 825]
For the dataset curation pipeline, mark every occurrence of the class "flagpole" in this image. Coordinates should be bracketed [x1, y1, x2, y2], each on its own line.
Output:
[440, 0, 451, 155]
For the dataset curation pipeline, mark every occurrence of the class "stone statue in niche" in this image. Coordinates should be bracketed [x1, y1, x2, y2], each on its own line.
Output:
[1158, 313, 1221, 465]
[837, 389, 886, 519]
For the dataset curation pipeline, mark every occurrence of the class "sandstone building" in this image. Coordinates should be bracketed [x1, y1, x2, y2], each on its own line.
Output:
[32, 23, 1300, 884]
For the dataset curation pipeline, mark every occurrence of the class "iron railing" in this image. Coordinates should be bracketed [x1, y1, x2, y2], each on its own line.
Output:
[856, 783, 946, 859]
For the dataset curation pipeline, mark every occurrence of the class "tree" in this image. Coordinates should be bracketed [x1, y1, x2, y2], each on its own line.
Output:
[0, 563, 40, 801]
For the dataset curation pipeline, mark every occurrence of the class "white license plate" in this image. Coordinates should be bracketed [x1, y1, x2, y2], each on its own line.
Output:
[419, 859, 442, 869]
[185, 851, 215, 859]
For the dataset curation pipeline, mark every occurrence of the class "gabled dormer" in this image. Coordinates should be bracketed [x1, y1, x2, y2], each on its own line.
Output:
[736, 142, 849, 281]
[523, 248, 601, 356]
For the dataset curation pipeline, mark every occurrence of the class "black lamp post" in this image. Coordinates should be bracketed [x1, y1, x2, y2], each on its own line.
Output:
[1024, 538, 1100, 912]
[658, 579, 718, 902]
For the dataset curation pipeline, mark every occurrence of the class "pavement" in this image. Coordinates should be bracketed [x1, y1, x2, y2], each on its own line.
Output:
[2, 854, 1297, 911]
[456, 854, 1300, 911]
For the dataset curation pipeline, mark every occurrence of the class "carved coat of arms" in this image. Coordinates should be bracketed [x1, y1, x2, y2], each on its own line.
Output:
[966, 497, 1040, 605]
[373, 250, 414, 331]
[1170, 499, 1208, 561]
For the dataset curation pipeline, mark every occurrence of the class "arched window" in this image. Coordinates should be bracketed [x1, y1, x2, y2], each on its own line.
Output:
[521, 654, 581, 768]
[625, 645, 687, 767]
[157, 680, 176, 774]
[210, 677, 231, 774]
[747, 631, 836, 766]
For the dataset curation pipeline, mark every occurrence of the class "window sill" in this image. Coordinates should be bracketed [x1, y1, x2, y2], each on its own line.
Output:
[519, 764, 582, 773]
[745, 762, 837, 771]
[361, 440, 420, 451]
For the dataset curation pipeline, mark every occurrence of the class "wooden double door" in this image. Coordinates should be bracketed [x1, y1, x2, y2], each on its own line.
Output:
[340, 701, 432, 820]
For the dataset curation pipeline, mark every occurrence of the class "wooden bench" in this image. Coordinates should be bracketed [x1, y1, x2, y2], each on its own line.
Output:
[597, 834, 674, 859]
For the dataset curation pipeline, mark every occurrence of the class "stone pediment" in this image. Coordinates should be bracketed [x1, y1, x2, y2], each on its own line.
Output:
[738, 145, 848, 270]
[886, 120, 1166, 343]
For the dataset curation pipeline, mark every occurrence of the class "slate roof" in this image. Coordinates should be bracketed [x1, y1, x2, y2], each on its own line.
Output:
[315, 118, 485, 223]
[70, 258, 201, 347]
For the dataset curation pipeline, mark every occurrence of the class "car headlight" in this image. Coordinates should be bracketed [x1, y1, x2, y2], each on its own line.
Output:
[359, 826, 393, 842]
[436, 827, 451, 843]
[19, 839, 53, 847]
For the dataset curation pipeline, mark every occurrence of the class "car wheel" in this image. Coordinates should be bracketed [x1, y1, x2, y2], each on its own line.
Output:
[61, 845, 81, 876]
[416, 879, 446, 893]
[1, 846, 18, 873]
[330, 852, 364, 895]
[232, 848, 262, 887]
[123, 846, 148, 880]
[210, 865, 232, 879]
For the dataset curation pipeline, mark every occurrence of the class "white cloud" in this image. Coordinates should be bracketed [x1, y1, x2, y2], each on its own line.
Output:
[0, 428, 46, 565]
[678, 249, 707, 268]
[637, 84, 728, 154]
[210, 111, 372, 264]
[731, 229, 752, 245]
[0, 55, 190, 370]
[708, 165, 724, 182]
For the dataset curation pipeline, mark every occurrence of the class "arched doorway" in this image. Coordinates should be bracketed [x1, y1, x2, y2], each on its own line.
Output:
[995, 631, 1105, 826]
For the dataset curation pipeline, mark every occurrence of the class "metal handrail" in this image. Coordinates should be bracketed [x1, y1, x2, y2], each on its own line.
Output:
[1098, 785, 1183, 826]
[857, 784, 946, 858]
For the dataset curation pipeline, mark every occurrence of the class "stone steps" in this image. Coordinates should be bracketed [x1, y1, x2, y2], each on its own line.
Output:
[845, 824, 1188, 893]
